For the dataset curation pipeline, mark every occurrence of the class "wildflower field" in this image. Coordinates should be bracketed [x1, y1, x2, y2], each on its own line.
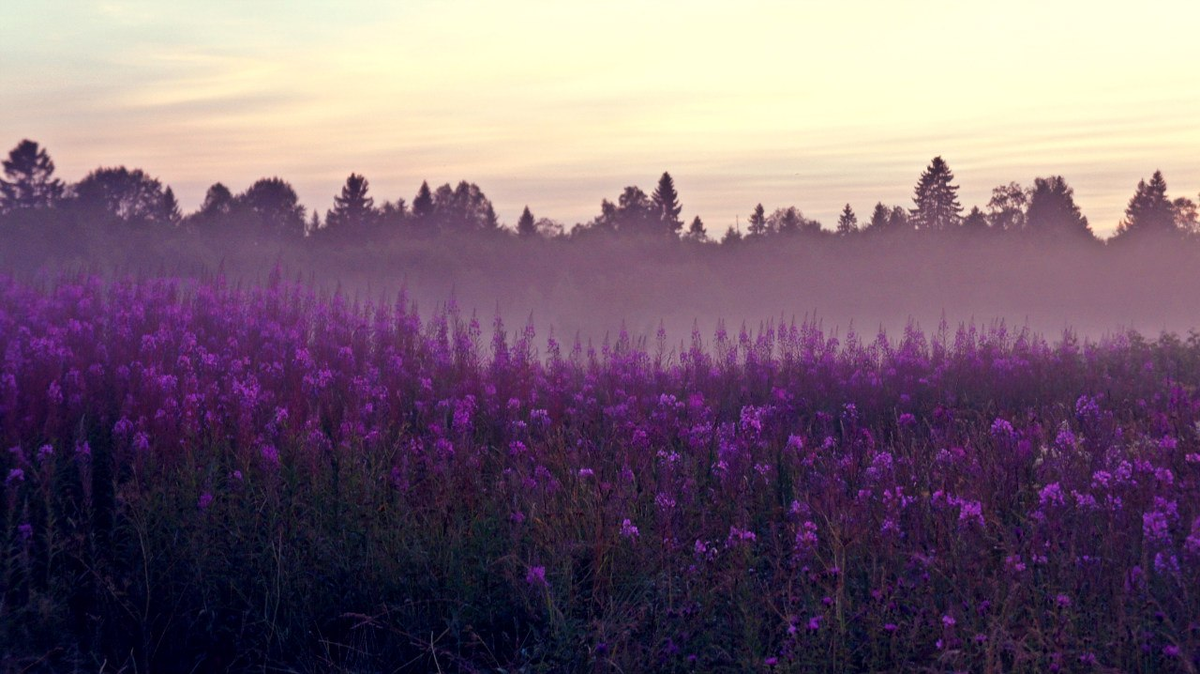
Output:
[2, 273, 1199, 672]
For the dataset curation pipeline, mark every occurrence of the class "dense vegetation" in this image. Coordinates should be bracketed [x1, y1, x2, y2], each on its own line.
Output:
[2, 273, 1199, 672]
[3, 139, 1199, 245]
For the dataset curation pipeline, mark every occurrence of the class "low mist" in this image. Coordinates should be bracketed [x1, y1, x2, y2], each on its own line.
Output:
[2, 224, 1197, 345]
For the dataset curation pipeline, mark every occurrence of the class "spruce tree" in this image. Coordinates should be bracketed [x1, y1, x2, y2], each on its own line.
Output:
[1025, 176, 1091, 239]
[687, 215, 707, 241]
[865, 202, 891, 233]
[1116, 170, 1177, 239]
[517, 206, 537, 238]
[412, 181, 435, 225]
[651, 171, 683, 235]
[836, 204, 858, 235]
[326, 173, 377, 231]
[747, 203, 768, 237]
[910, 156, 962, 231]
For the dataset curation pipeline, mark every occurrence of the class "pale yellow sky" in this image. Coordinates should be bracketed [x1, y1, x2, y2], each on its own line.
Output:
[3, 0, 1198, 235]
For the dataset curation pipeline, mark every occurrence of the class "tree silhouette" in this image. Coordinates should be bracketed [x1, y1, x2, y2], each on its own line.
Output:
[962, 206, 988, 232]
[73, 167, 180, 227]
[747, 203, 768, 237]
[325, 173, 378, 233]
[583, 186, 658, 237]
[1, 140, 64, 212]
[199, 183, 234, 217]
[379, 198, 408, 230]
[836, 204, 858, 235]
[534, 217, 565, 239]
[986, 182, 1027, 232]
[721, 225, 743, 245]
[1174, 196, 1198, 235]
[430, 181, 499, 232]
[1025, 176, 1092, 240]
[864, 202, 891, 233]
[769, 207, 821, 236]
[651, 171, 683, 235]
[911, 156, 962, 231]
[517, 206, 537, 238]
[686, 215, 707, 241]
[1114, 171, 1177, 240]
[411, 181, 435, 226]
[239, 177, 306, 238]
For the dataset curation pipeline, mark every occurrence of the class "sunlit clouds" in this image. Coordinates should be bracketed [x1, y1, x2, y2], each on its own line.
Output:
[3, 0, 1199, 235]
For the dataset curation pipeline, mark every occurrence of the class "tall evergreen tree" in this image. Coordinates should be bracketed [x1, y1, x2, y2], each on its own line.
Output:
[325, 173, 377, 232]
[686, 215, 707, 241]
[836, 204, 858, 235]
[910, 156, 962, 231]
[411, 181, 435, 225]
[864, 202, 891, 233]
[1, 139, 65, 212]
[651, 171, 683, 235]
[746, 203, 768, 237]
[1115, 170, 1177, 239]
[517, 206, 537, 238]
[1025, 176, 1092, 239]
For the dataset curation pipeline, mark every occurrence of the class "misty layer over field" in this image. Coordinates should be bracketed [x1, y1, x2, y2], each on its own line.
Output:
[2, 142, 1197, 341]
[1, 226, 1196, 342]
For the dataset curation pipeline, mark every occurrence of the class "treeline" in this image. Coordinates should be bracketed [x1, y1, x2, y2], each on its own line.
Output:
[2, 139, 1198, 247]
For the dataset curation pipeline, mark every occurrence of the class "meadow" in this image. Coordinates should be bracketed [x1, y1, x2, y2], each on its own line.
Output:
[2, 272, 1199, 672]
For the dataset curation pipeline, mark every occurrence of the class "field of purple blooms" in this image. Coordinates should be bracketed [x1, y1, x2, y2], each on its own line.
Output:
[2, 273, 1200, 673]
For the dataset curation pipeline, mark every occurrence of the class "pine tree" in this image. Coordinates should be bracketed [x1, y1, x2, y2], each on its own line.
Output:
[910, 156, 962, 231]
[721, 225, 743, 245]
[836, 204, 858, 235]
[687, 215, 707, 241]
[651, 171, 683, 235]
[308, 211, 321, 235]
[1, 139, 64, 212]
[517, 206, 537, 238]
[1115, 170, 1177, 239]
[747, 203, 768, 237]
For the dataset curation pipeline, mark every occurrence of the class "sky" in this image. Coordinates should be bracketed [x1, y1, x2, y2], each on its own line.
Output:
[3, 0, 1199, 237]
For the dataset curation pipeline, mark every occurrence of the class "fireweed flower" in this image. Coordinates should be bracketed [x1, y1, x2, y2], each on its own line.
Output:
[525, 565, 547, 587]
[198, 492, 214, 510]
[1143, 511, 1170, 546]
[620, 519, 639, 539]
